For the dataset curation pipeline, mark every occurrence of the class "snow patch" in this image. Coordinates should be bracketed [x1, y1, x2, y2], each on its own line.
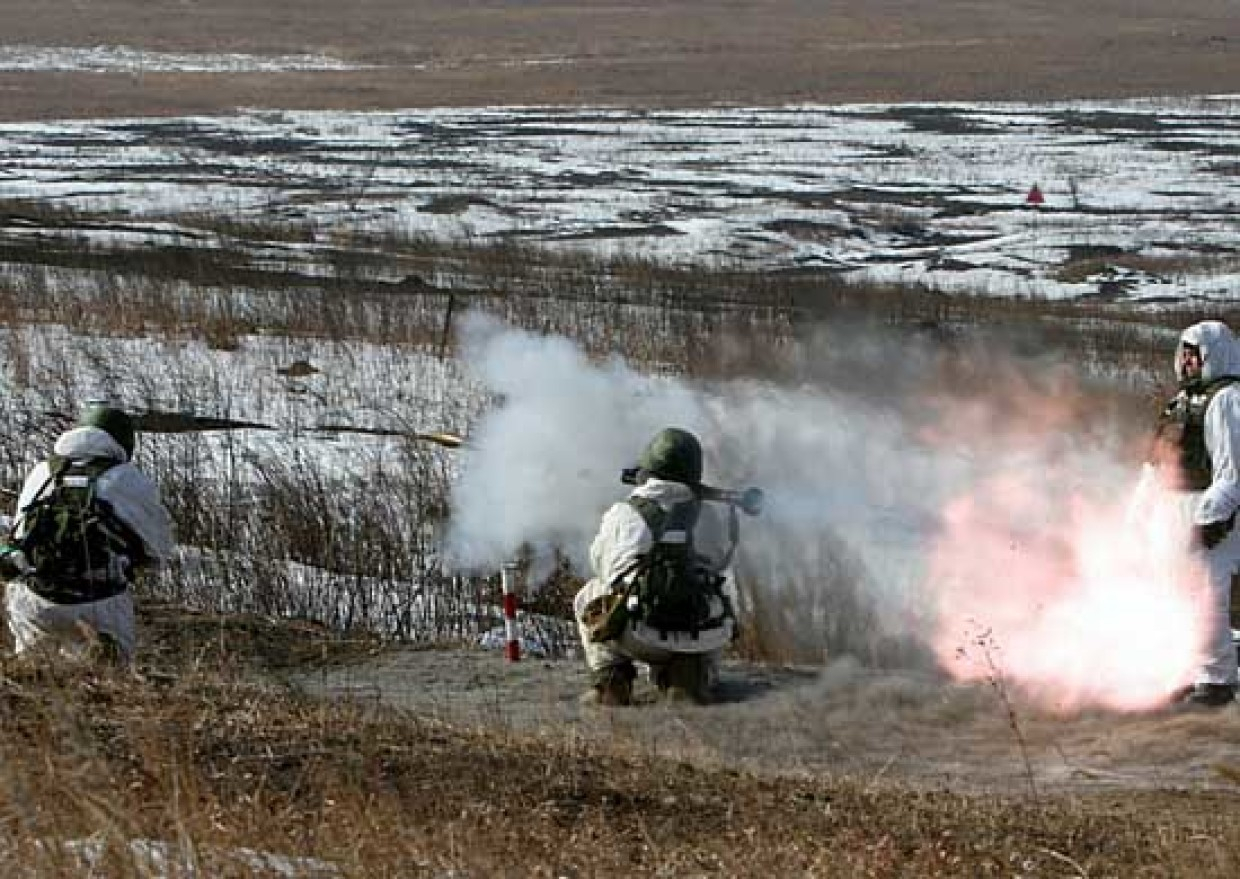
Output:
[0, 44, 370, 73]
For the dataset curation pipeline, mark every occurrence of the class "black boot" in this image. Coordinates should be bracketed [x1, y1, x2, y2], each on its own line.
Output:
[660, 657, 714, 705]
[582, 664, 635, 706]
[1174, 683, 1237, 708]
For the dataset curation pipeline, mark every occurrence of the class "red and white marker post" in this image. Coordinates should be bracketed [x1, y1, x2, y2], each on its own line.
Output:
[500, 562, 522, 662]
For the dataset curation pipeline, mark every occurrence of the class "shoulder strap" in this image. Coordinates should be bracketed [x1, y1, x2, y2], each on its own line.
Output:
[627, 496, 701, 542]
[12, 456, 67, 527]
[17, 454, 124, 536]
[50, 456, 120, 509]
[1159, 379, 1240, 425]
[1203, 377, 1240, 401]
[37, 455, 120, 483]
[1161, 389, 1187, 418]
[1181, 377, 1240, 422]
[627, 496, 667, 538]
[70, 456, 122, 480]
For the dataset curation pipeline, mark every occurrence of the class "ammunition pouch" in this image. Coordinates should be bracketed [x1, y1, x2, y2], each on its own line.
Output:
[25, 574, 128, 606]
[582, 589, 631, 644]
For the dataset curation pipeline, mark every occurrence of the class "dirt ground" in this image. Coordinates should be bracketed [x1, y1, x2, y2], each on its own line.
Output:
[292, 644, 1240, 798]
[2, 0, 1239, 120]
[128, 602, 1240, 828]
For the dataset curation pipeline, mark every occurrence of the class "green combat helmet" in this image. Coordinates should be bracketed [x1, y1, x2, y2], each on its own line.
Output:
[638, 428, 703, 485]
[80, 403, 136, 460]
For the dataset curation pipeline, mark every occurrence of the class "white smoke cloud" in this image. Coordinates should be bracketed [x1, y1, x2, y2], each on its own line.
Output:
[445, 314, 1180, 701]
[446, 316, 963, 646]
[446, 313, 708, 573]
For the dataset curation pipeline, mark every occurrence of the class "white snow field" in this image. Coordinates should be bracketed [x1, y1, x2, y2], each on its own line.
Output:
[0, 97, 1238, 303]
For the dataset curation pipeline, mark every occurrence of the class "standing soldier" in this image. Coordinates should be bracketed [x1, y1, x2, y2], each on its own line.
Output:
[1147, 321, 1240, 706]
[1, 403, 174, 665]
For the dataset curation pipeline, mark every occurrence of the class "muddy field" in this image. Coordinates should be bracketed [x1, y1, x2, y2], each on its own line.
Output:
[2, 0, 1239, 119]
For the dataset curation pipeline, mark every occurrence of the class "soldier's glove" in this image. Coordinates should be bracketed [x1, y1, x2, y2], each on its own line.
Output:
[0, 545, 32, 577]
[1195, 513, 1237, 551]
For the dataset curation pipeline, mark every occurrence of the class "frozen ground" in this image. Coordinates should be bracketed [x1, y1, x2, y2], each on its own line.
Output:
[296, 646, 1240, 796]
[2, 97, 1240, 302]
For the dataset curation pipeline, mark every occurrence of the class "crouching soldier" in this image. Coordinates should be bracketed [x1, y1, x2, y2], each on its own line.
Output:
[0, 403, 174, 665]
[575, 427, 738, 706]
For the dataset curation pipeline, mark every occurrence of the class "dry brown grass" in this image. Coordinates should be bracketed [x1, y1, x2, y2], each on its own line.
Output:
[0, 606, 1236, 877]
[1, 0, 1239, 120]
[1056, 251, 1240, 285]
[0, 220, 1226, 385]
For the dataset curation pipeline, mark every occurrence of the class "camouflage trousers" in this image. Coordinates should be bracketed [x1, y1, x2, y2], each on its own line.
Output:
[573, 578, 727, 701]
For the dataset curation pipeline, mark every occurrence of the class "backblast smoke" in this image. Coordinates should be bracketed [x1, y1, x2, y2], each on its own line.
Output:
[446, 315, 1209, 711]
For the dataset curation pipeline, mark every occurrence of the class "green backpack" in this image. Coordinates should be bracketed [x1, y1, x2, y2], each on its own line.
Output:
[11, 455, 137, 596]
[594, 496, 731, 641]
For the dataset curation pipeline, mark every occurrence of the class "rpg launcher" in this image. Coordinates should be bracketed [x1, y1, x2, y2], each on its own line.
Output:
[620, 468, 764, 516]
[128, 411, 467, 449]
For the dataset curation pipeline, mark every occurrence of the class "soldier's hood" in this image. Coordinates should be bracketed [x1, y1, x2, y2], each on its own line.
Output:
[630, 477, 696, 508]
[53, 426, 130, 462]
[1179, 320, 1240, 384]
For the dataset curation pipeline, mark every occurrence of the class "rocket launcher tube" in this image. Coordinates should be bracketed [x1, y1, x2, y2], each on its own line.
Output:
[620, 468, 763, 516]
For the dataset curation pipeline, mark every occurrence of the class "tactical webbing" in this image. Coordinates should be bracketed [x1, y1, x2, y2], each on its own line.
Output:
[1155, 377, 1240, 490]
[12, 455, 135, 603]
[625, 495, 729, 637]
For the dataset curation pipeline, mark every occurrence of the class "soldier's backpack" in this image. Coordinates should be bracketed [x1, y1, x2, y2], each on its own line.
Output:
[619, 496, 731, 637]
[10, 455, 138, 600]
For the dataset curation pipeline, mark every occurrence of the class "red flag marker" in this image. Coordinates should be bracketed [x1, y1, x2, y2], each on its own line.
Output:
[501, 563, 521, 662]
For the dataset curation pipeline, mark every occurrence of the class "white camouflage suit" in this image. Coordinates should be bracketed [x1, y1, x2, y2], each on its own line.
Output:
[6, 426, 174, 663]
[1134, 321, 1240, 688]
[573, 476, 736, 687]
